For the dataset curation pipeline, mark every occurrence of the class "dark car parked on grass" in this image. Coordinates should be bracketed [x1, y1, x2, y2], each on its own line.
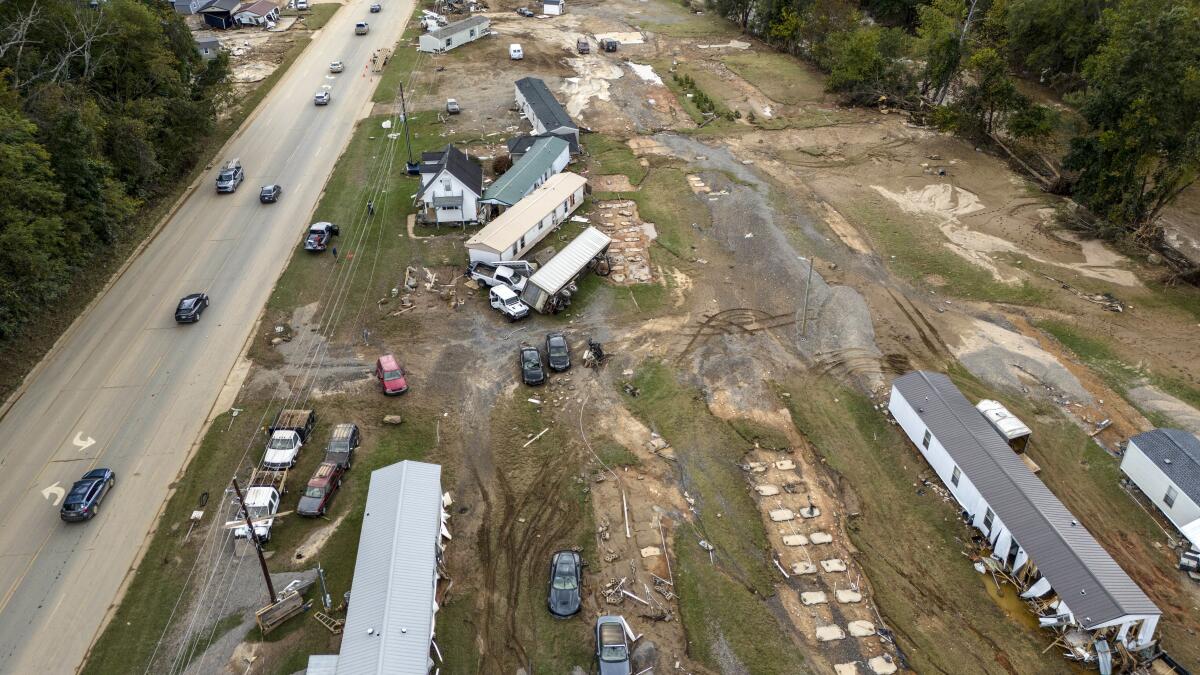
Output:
[297, 462, 345, 517]
[547, 550, 582, 617]
[259, 184, 283, 203]
[60, 468, 116, 522]
[545, 332, 571, 372]
[175, 293, 209, 323]
[520, 344, 545, 386]
[323, 423, 361, 469]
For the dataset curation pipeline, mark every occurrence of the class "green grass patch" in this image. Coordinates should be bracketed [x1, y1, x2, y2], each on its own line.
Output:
[722, 51, 827, 106]
[584, 134, 648, 185]
[435, 592, 482, 674]
[591, 437, 641, 468]
[843, 198, 1050, 305]
[638, 1, 741, 39]
[372, 3, 428, 103]
[674, 530, 806, 674]
[597, 166, 709, 262]
[622, 362, 774, 595]
[727, 419, 792, 450]
[295, 3, 339, 30]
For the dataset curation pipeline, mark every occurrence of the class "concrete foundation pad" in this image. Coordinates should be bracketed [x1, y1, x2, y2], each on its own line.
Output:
[791, 561, 818, 575]
[639, 546, 661, 558]
[836, 589, 863, 603]
[820, 558, 848, 572]
[775, 459, 796, 470]
[848, 620, 876, 637]
[810, 532, 833, 544]
[834, 664, 860, 675]
[755, 484, 781, 496]
[800, 507, 821, 518]
[746, 461, 768, 473]
[800, 591, 828, 605]
[815, 625, 846, 642]
[769, 509, 795, 522]
[869, 656, 899, 674]
[782, 534, 808, 546]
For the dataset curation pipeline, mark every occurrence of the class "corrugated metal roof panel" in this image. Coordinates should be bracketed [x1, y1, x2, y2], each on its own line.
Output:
[525, 226, 610, 295]
[893, 371, 1160, 628]
[336, 461, 443, 674]
[515, 77, 576, 132]
[466, 172, 586, 254]
[427, 15, 490, 40]
[1129, 429, 1200, 502]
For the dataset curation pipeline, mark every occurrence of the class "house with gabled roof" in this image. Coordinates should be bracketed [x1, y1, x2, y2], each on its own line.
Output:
[1121, 428, 1200, 550]
[514, 77, 578, 153]
[415, 145, 483, 225]
[480, 136, 570, 218]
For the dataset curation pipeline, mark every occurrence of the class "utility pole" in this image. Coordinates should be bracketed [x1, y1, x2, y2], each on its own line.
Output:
[398, 79, 418, 174]
[800, 255, 815, 338]
[232, 478, 276, 604]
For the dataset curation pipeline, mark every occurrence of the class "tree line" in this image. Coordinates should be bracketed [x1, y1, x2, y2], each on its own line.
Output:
[708, 0, 1200, 277]
[0, 0, 228, 340]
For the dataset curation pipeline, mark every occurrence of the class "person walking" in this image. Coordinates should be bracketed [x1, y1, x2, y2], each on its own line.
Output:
[367, 199, 375, 216]
[331, 246, 338, 262]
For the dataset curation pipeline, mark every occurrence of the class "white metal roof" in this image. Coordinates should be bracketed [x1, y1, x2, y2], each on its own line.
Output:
[976, 399, 1032, 440]
[466, 172, 587, 254]
[527, 226, 610, 294]
[335, 461, 443, 674]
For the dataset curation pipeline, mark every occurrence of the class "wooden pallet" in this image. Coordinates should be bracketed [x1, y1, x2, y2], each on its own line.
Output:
[314, 611, 345, 635]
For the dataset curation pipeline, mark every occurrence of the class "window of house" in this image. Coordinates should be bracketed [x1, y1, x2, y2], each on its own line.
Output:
[469, 29, 476, 37]
[1165, 486, 1178, 507]
[951, 466, 961, 486]
[441, 178, 451, 192]
[519, 235, 526, 250]
[983, 508, 994, 532]
[445, 38, 452, 47]
[921, 429, 931, 449]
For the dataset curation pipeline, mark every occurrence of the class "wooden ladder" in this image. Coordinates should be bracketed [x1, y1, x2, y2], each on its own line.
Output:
[314, 611, 344, 635]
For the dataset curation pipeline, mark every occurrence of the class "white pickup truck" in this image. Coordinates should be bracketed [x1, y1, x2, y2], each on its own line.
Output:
[230, 486, 280, 542]
[261, 408, 316, 470]
[468, 260, 536, 293]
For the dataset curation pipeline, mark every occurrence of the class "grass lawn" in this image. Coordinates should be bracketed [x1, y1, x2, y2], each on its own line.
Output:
[584, 134, 648, 185]
[722, 51, 828, 106]
[638, 0, 741, 39]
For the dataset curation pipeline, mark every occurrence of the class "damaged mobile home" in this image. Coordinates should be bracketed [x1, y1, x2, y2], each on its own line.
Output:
[1121, 429, 1200, 564]
[306, 461, 451, 674]
[521, 226, 610, 313]
[889, 372, 1161, 664]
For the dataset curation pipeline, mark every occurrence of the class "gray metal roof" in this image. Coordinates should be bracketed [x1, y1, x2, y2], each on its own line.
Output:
[526, 226, 609, 295]
[427, 15, 489, 40]
[483, 136, 569, 206]
[515, 77, 577, 134]
[893, 371, 1160, 627]
[1129, 428, 1200, 502]
[336, 461, 443, 674]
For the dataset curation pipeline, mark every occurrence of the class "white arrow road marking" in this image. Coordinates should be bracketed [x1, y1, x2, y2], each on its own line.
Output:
[42, 483, 65, 506]
[72, 432, 96, 452]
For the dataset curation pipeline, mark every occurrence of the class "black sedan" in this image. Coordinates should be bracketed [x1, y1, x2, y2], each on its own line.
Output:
[60, 468, 116, 522]
[545, 332, 571, 372]
[175, 293, 209, 323]
[547, 550, 582, 617]
[259, 184, 283, 203]
[520, 345, 545, 386]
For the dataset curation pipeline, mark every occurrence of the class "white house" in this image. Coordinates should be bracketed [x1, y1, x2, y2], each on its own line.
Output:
[416, 145, 483, 226]
[514, 77, 578, 153]
[234, 0, 279, 26]
[1121, 429, 1200, 549]
[542, 0, 563, 14]
[417, 15, 490, 53]
[889, 371, 1160, 651]
[465, 172, 586, 264]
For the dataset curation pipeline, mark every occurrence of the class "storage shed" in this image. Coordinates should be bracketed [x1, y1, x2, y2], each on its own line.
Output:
[522, 226, 610, 313]
[889, 371, 1160, 650]
[543, 0, 563, 14]
[465, 172, 586, 264]
[514, 78, 578, 153]
[481, 136, 570, 217]
[305, 461, 451, 674]
[418, 15, 490, 53]
[1121, 429, 1200, 549]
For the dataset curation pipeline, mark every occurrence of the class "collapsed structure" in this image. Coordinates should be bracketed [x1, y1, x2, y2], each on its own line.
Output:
[521, 226, 610, 313]
[306, 461, 451, 674]
[889, 371, 1160, 663]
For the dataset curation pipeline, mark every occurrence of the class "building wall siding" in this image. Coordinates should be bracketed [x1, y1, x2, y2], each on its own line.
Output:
[1122, 440, 1200, 537]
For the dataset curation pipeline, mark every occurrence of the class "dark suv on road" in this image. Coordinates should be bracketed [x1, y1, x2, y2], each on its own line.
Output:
[175, 293, 209, 323]
[60, 468, 116, 522]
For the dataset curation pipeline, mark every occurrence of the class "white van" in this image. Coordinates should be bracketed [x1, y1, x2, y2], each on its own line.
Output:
[509, 43, 524, 60]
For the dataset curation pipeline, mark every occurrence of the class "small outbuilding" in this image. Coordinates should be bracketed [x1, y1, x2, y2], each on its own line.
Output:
[481, 136, 570, 217]
[418, 15, 491, 53]
[514, 77, 578, 153]
[416, 145, 483, 225]
[199, 0, 240, 29]
[465, 172, 587, 264]
[543, 0, 563, 14]
[1121, 428, 1200, 549]
[194, 35, 221, 60]
[521, 226, 610, 313]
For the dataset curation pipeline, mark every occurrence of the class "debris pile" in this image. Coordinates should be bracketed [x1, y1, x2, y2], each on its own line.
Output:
[595, 200, 655, 284]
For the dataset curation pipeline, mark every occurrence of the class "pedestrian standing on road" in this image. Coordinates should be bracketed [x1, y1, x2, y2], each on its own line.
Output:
[332, 246, 338, 262]
[367, 199, 375, 216]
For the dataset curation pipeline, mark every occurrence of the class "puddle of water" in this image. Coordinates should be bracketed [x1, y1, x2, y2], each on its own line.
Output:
[979, 573, 1041, 632]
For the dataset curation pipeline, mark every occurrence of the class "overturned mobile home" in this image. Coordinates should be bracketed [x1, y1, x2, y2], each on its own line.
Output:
[521, 226, 610, 313]
[890, 372, 1161, 655]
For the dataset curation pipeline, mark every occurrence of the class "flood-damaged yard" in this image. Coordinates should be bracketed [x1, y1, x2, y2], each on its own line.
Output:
[86, 0, 1200, 673]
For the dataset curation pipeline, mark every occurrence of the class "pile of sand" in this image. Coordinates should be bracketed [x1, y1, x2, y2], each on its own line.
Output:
[872, 183, 984, 222]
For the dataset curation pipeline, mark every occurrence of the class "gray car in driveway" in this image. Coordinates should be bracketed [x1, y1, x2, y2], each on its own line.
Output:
[595, 615, 632, 675]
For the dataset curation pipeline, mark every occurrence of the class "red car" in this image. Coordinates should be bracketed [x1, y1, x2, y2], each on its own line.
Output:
[375, 354, 408, 395]
[297, 462, 345, 517]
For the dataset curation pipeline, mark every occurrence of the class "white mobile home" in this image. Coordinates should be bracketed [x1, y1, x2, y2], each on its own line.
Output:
[418, 15, 490, 53]
[514, 78, 579, 153]
[543, 0, 563, 14]
[480, 136, 570, 216]
[889, 371, 1160, 651]
[1121, 429, 1200, 548]
[465, 172, 586, 264]
[521, 226, 610, 313]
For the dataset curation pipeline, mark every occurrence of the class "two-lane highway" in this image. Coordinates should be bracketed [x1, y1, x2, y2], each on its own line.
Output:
[0, 0, 413, 670]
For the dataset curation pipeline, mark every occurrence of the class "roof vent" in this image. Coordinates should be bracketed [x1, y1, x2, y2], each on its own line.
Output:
[1080, 589, 1086, 595]
[1070, 519, 1077, 526]
[367, 628, 375, 635]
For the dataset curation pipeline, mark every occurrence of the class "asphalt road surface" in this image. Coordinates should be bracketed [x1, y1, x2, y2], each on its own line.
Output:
[0, 0, 413, 671]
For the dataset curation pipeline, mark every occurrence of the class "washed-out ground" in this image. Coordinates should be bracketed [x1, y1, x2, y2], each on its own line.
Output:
[87, 0, 1200, 673]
